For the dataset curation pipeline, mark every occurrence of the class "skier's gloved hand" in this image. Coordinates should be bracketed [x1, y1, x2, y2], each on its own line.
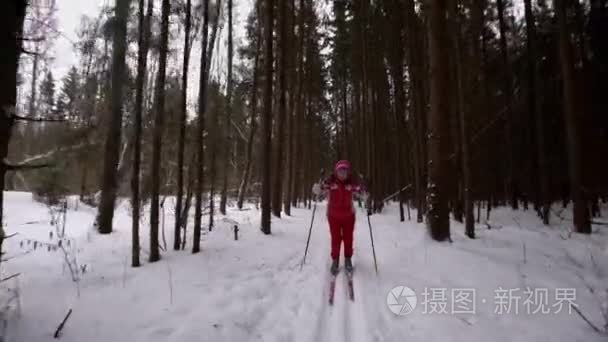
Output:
[312, 183, 322, 196]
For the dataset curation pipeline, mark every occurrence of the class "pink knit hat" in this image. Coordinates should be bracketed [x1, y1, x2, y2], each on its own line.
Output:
[335, 160, 351, 172]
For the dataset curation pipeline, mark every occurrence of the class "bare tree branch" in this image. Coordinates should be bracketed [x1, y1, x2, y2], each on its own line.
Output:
[3, 161, 51, 171]
[4, 233, 18, 239]
[231, 119, 248, 142]
[18, 36, 46, 42]
[20, 48, 39, 56]
[0, 273, 21, 283]
[13, 114, 66, 122]
[12, 142, 89, 166]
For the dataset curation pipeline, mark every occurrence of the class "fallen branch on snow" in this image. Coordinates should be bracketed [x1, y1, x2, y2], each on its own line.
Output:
[4, 233, 17, 239]
[166, 262, 174, 306]
[484, 222, 503, 230]
[512, 218, 527, 264]
[560, 230, 573, 240]
[1, 249, 34, 262]
[0, 273, 20, 283]
[53, 309, 72, 338]
[572, 305, 607, 335]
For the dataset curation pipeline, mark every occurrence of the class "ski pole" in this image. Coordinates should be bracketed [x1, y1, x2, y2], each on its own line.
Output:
[359, 174, 378, 275]
[300, 201, 316, 270]
[381, 184, 413, 203]
[367, 208, 378, 275]
[300, 169, 325, 271]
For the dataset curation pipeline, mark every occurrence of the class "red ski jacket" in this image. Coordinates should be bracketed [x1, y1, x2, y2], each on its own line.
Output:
[321, 174, 366, 219]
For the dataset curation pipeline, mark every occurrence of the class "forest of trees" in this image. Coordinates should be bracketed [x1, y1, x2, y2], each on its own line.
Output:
[1, 0, 607, 268]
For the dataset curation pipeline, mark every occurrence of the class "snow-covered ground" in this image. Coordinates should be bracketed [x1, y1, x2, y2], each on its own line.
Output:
[1, 191, 607, 341]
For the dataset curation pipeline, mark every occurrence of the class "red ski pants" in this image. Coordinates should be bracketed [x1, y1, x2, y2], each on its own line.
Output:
[328, 214, 355, 259]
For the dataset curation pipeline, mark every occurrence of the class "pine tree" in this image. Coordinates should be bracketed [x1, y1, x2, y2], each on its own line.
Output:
[0, 0, 28, 276]
[427, 0, 451, 241]
[260, 0, 274, 234]
[97, 0, 130, 234]
[131, 0, 153, 268]
[149, 0, 171, 262]
[271, 0, 287, 218]
[555, 0, 591, 234]
[175, 0, 192, 250]
[220, 0, 234, 216]
[193, 0, 210, 254]
[56, 67, 80, 120]
[39, 71, 56, 118]
[496, 0, 517, 209]
[524, 0, 549, 224]
[237, 1, 262, 210]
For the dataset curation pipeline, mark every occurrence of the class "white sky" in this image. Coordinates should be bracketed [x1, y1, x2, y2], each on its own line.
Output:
[48, 0, 252, 116]
[54, 0, 107, 77]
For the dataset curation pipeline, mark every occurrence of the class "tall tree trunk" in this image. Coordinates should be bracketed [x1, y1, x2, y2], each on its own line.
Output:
[496, 0, 517, 210]
[175, 0, 192, 250]
[292, 0, 306, 208]
[405, 0, 425, 223]
[181, 152, 196, 250]
[573, 0, 587, 68]
[208, 103, 217, 230]
[205, 0, 222, 83]
[205, 1, 224, 231]
[220, 0, 234, 215]
[427, 0, 451, 241]
[272, 0, 287, 218]
[132, 0, 153, 267]
[193, 0, 210, 253]
[460, 0, 479, 239]
[96, 0, 130, 234]
[260, 0, 274, 234]
[149, 0, 171, 262]
[388, 0, 407, 222]
[0, 0, 28, 276]
[555, 0, 591, 234]
[80, 166, 88, 200]
[237, 3, 262, 210]
[524, 0, 549, 224]
[284, 0, 297, 216]
[28, 45, 39, 118]
[205, 2, 224, 231]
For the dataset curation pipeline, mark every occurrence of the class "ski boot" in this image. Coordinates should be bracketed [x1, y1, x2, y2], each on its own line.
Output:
[330, 257, 339, 276]
[345, 257, 354, 274]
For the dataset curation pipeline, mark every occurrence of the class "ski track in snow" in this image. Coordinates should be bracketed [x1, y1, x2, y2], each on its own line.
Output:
[312, 272, 330, 342]
[310, 210, 385, 342]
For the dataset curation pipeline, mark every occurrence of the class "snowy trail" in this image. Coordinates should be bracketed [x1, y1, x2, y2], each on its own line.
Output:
[348, 210, 389, 342]
[309, 207, 380, 342]
[312, 271, 355, 342]
[311, 271, 331, 342]
[3, 192, 608, 342]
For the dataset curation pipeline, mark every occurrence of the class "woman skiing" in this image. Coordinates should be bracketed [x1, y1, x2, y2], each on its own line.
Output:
[312, 160, 368, 275]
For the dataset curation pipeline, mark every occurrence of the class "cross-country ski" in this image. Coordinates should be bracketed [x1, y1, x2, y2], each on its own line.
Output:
[328, 272, 337, 305]
[329, 268, 354, 306]
[346, 270, 355, 302]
